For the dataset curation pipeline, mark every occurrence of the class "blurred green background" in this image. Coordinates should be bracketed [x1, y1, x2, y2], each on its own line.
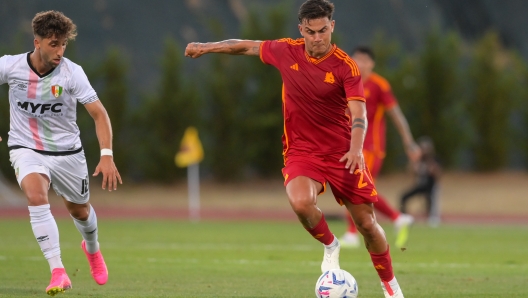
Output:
[1, 0, 527, 182]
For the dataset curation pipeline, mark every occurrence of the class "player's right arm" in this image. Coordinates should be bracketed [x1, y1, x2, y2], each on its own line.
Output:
[185, 40, 262, 58]
[386, 105, 420, 162]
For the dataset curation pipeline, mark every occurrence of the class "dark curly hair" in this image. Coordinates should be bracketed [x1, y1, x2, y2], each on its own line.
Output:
[32, 10, 77, 40]
[298, 0, 335, 23]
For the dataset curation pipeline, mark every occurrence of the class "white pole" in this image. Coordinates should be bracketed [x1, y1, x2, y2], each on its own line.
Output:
[187, 163, 200, 221]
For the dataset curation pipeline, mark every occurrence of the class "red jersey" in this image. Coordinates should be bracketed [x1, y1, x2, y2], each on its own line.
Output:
[259, 38, 364, 158]
[362, 72, 398, 158]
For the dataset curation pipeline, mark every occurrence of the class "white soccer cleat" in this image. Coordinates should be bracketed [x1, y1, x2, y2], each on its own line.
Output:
[382, 280, 404, 298]
[339, 232, 361, 249]
[321, 238, 340, 273]
[383, 288, 404, 298]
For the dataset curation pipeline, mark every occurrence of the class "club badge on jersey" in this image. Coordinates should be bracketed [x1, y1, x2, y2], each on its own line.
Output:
[51, 85, 63, 98]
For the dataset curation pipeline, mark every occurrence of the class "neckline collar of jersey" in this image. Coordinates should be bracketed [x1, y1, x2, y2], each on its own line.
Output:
[27, 52, 57, 79]
[304, 44, 337, 64]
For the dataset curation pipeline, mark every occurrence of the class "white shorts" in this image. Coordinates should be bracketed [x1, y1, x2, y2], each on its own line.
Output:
[9, 148, 90, 204]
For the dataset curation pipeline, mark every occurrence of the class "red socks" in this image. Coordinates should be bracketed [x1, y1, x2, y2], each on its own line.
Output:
[374, 194, 400, 221]
[306, 215, 335, 245]
[369, 246, 395, 282]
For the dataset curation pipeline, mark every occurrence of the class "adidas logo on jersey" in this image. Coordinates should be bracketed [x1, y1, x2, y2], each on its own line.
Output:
[290, 63, 299, 71]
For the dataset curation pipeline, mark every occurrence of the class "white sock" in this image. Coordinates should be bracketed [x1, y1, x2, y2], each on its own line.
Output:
[28, 204, 63, 271]
[324, 235, 339, 250]
[382, 276, 400, 292]
[72, 204, 99, 254]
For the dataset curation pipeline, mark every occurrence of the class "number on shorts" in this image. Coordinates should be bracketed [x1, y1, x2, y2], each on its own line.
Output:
[354, 169, 368, 189]
[81, 177, 89, 195]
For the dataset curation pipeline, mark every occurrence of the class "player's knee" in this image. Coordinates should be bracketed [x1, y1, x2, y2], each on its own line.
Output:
[69, 208, 89, 221]
[25, 191, 48, 206]
[289, 194, 315, 216]
[355, 217, 376, 237]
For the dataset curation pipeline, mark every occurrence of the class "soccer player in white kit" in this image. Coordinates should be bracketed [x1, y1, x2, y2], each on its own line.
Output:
[0, 11, 122, 296]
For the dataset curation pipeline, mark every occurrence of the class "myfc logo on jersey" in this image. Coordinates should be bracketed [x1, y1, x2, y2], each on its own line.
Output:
[16, 99, 64, 116]
[324, 72, 335, 84]
[51, 85, 63, 98]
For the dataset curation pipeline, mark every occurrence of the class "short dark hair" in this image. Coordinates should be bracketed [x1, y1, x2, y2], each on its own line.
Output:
[353, 46, 375, 61]
[32, 10, 77, 40]
[298, 0, 335, 23]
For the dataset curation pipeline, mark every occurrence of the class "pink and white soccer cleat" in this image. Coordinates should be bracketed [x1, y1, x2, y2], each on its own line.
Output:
[81, 240, 108, 285]
[46, 268, 72, 296]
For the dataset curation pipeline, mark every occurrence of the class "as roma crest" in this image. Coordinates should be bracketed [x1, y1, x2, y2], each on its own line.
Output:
[51, 85, 63, 98]
[324, 72, 335, 84]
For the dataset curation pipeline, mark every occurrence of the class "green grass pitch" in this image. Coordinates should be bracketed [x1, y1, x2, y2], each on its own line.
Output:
[0, 219, 527, 297]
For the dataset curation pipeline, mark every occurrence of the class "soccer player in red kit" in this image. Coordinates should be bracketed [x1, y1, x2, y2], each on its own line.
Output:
[185, 1, 404, 297]
[340, 46, 420, 249]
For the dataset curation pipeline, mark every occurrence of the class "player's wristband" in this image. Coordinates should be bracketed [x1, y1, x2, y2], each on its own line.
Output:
[101, 148, 113, 157]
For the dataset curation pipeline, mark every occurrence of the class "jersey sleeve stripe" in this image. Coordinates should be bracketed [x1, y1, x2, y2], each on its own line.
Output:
[277, 38, 305, 45]
[334, 51, 360, 77]
[334, 50, 360, 76]
[259, 41, 266, 64]
[341, 55, 360, 76]
[81, 94, 99, 105]
[347, 96, 366, 102]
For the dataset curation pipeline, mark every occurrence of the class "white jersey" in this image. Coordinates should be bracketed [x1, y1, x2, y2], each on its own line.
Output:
[0, 52, 98, 152]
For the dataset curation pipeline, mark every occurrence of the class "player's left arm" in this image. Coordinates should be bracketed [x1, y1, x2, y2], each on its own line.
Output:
[386, 105, 420, 162]
[84, 100, 122, 191]
[340, 100, 367, 173]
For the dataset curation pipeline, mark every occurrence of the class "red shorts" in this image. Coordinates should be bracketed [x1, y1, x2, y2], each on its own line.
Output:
[282, 154, 379, 205]
[363, 149, 384, 178]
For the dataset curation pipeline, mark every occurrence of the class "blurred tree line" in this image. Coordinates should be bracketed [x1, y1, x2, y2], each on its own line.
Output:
[1, 7, 528, 183]
[377, 29, 528, 172]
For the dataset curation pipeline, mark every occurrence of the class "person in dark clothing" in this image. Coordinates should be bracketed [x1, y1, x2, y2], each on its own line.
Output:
[400, 136, 441, 227]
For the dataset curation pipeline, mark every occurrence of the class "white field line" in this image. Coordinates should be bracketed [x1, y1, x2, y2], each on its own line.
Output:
[102, 242, 317, 251]
[122, 257, 528, 269]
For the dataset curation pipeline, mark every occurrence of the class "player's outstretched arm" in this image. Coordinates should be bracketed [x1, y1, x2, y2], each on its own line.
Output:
[185, 39, 262, 58]
[340, 100, 367, 173]
[386, 105, 420, 162]
[84, 100, 122, 191]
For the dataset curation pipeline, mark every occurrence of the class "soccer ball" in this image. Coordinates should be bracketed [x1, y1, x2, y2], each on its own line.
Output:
[315, 269, 358, 298]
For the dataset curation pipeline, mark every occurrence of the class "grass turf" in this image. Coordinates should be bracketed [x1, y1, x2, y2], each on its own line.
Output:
[0, 219, 527, 297]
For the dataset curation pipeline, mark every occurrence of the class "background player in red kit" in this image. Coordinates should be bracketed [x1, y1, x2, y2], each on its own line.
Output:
[340, 46, 420, 249]
[185, 1, 405, 297]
